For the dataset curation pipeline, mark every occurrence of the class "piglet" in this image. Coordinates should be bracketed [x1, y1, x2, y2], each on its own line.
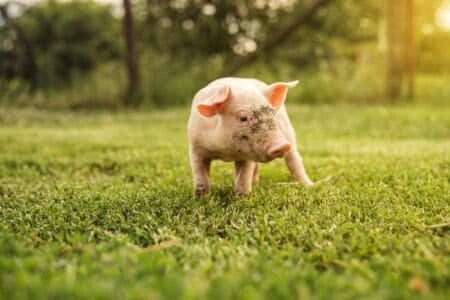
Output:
[188, 77, 313, 196]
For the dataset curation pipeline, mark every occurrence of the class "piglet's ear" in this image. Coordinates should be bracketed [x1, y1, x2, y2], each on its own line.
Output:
[264, 80, 299, 110]
[197, 85, 230, 117]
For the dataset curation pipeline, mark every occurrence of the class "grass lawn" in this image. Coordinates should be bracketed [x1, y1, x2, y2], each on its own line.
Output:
[0, 104, 449, 299]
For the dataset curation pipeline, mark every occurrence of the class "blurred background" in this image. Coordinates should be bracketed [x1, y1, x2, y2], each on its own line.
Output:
[0, 0, 449, 109]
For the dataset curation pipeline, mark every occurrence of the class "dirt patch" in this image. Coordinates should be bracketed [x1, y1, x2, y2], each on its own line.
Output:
[249, 105, 276, 134]
[232, 105, 277, 153]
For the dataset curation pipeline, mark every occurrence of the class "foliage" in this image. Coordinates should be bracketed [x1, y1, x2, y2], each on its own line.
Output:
[1, 0, 450, 106]
[0, 0, 121, 87]
[0, 104, 449, 299]
[143, 0, 288, 57]
[418, 31, 450, 73]
[139, 51, 222, 107]
[143, 0, 379, 65]
[2, 60, 450, 108]
[0, 62, 125, 109]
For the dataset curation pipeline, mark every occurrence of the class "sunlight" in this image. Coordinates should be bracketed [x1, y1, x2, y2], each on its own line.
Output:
[436, 4, 450, 31]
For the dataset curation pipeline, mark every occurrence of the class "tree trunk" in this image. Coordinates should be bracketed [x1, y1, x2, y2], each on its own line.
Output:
[0, 4, 38, 90]
[123, 0, 141, 107]
[222, 0, 333, 76]
[406, 0, 415, 100]
[386, 0, 408, 100]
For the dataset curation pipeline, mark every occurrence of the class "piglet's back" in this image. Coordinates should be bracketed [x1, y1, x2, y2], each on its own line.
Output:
[206, 77, 268, 94]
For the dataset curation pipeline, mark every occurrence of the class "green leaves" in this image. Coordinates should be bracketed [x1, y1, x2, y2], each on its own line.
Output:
[14, 1, 121, 87]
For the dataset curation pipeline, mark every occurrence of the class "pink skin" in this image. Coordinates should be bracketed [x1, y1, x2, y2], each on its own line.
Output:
[188, 77, 314, 196]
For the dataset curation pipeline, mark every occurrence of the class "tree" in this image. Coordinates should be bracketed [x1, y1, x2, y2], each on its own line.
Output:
[0, 1, 121, 88]
[0, 3, 37, 89]
[222, 0, 334, 75]
[123, 0, 141, 107]
[386, 0, 415, 100]
[143, 0, 378, 73]
[406, 0, 415, 99]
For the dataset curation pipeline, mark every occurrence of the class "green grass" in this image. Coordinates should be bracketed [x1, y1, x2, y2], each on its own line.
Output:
[0, 104, 449, 299]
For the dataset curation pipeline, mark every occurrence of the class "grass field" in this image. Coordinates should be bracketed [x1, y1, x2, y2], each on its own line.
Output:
[0, 104, 449, 299]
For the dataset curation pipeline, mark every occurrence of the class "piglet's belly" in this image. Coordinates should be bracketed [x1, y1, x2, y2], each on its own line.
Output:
[207, 152, 240, 162]
[196, 148, 246, 162]
[206, 151, 270, 163]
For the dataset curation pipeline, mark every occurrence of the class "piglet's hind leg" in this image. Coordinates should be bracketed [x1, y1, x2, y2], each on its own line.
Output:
[190, 151, 211, 196]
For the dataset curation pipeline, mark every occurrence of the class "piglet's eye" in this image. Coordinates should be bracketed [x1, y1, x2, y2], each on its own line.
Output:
[237, 111, 250, 123]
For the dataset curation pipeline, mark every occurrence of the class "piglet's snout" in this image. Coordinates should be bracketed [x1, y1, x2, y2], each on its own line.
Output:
[267, 138, 291, 159]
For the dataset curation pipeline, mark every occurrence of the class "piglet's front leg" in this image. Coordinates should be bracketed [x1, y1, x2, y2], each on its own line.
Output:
[190, 150, 211, 196]
[285, 149, 314, 186]
[234, 160, 257, 196]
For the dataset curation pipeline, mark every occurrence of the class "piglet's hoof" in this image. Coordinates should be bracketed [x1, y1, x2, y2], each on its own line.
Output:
[235, 190, 251, 197]
[194, 184, 210, 197]
[276, 180, 314, 187]
[303, 180, 315, 187]
[194, 190, 209, 197]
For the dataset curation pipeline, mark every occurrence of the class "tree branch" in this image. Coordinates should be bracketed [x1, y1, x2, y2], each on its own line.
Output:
[222, 0, 334, 76]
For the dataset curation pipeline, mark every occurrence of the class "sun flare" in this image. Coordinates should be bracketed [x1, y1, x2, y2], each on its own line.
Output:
[436, 4, 450, 31]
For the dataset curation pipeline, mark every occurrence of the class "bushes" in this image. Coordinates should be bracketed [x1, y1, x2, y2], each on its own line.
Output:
[0, 0, 121, 88]
[0, 63, 125, 109]
[0, 52, 219, 109]
[2, 53, 449, 109]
